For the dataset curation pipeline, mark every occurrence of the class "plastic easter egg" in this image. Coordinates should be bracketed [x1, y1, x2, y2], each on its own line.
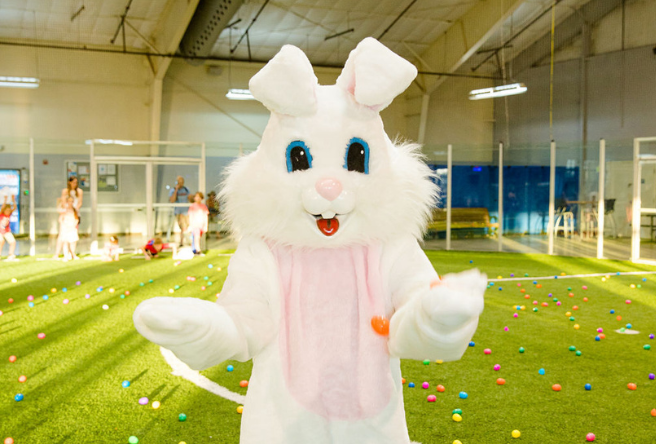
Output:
[149, 279, 153, 283]
[178, 413, 187, 421]
[5, 437, 14, 444]
[452, 408, 462, 415]
[239, 380, 249, 388]
[37, 333, 46, 339]
[18, 375, 26, 383]
[539, 368, 545, 375]
[513, 313, 518, 318]
[422, 382, 430, 389]
[453, 441, 462, 444]
[585, 384, 592, 391]
[109, 288, 115, 293]
[452, 413, 462, 422]
[512, 430, 521, 438]
[227, 365, 234, 372]
[627, 383, 637, 390]
[626, 300, 632, 304]
[586, 433, 595, 442]
[569, 346, 576, 351]
[51, 288, 56, 293]
[583, 297, 588, 302]
[651, 409, 656, 417]
[8, 355, 16, 363]
[102, 304, 109, 310]
[370, 316, 390, 336]
[494, 364, 500, 371]
[497, 378, 506, 385]
[436, 385, 445, 392]
[459, 391, 468, 399]
[237, 405, 244, 413]
[423, 359, 430, 365]
[574, 324, 580, 330]
[595, 336, 600, 341]
[139, 397, 149, 405]
[408, 382, 415, 388]
[27, 295, 34, 301]
[504, 327, 509, 332]
[14, 394, 23, 402]
[627, 324, 633, 329]
[649, 374, 655, 380]
[650, 334, 655, 339]
[63, 299, 69, 305]
[152, 401, 161, 409]
[576, 350, 582, 356]
[519, 347, 525, 353]
[469, 341, 475, 347]
[645, 345, 651, 350]
[610, 309, 615, 314]
[427, 395, 436, 402]
[43, 295, 48, 301]
[76, 281, 81, 285]
[484, 348, 491, 355]
[122, 381, 130, 388]
[128, 436, 138, 444]
[552, 384, 562, 391]
[85, 294, 90, 299]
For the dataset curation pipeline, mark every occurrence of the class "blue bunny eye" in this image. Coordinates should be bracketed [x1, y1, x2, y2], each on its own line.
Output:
[344, 137, 369, 174]
[285, 141, 312, 173]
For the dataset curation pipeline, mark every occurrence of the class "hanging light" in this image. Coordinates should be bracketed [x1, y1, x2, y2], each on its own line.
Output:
[469, 83, 527, 100]
[0, 76, 40, 89]
[226, 88, 255, 100]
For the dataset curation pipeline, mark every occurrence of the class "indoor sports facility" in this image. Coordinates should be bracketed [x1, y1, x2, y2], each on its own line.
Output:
[1, 1, 655, 443]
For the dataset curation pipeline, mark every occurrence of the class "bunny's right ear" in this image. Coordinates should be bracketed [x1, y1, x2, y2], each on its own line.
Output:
[249, 45, 318, 117]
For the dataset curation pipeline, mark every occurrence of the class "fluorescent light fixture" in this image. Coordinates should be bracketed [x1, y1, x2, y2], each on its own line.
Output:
[85, 139, 134, 146]
[469, 83, 527, 100]
[0, 76, 40, 89]
[226, 88, 255, 100]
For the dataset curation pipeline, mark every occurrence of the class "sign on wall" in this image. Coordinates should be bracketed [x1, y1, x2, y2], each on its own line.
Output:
[0, 169, 21, 233]
[67, 161, 119, 192]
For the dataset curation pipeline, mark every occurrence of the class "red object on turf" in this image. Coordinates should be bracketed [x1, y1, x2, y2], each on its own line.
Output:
[240, 380, 249, 388]
[552, 384, 562, 391]
[436, 385, 445, 392]
[496, 378, 506, 385]
[627, 383, 637, 390]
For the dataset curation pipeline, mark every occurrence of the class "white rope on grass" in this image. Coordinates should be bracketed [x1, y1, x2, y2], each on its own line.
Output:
[160, 346, 246, 404]
[489, 270, 656, 282]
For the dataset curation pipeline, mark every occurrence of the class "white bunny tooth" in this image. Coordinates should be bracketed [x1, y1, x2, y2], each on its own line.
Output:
[321, 211, 336, 219]
[301, 187, 330, 215]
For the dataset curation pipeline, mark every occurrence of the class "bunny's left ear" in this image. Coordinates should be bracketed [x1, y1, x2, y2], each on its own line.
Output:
[336, 38, 417, 111]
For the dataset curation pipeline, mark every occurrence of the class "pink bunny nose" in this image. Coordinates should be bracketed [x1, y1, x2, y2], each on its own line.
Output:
[315, 178, 343, 201]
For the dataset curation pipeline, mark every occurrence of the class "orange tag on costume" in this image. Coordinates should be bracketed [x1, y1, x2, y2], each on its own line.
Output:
[371, 316, 390, 336]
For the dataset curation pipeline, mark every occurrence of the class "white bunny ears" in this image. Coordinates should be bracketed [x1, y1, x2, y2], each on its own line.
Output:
[249, 37, 418, 116]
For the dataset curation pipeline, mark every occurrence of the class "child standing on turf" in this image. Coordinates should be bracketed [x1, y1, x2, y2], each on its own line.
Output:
[58, 196, 80, 261]
[102, 236, 120, 261]
[188, 192, 209, 255]
[143, 237, 176, 260]
[0, 195, 17, 261]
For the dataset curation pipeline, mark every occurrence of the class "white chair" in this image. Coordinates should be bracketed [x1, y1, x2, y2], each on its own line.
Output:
[554, 208, 574, 238]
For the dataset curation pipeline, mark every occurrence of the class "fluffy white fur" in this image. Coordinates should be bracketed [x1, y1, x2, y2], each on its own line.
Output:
[219, 87, 436, 248]
[134, 38, 486, 444]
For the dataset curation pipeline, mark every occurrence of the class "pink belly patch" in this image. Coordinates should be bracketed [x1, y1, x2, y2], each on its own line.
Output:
[273, 244, 393, 420]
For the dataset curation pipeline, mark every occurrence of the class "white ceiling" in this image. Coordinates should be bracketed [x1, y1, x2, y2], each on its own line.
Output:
[0, 0, 597, 71]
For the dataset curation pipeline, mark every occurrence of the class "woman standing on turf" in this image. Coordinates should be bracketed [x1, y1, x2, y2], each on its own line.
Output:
[0, 195, 17, 261]
[55, 177, 83, 258]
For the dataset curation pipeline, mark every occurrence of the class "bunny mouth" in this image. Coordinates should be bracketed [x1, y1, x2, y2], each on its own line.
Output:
[309, 212, 347, 237]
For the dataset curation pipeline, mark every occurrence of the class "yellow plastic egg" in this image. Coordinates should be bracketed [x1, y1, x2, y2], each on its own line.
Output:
[452, 413, 462, 422]
[152, 401, 160, 409]
[436, 360, 443, 364]
[574, 324, 580, 330]
[512, 430, 521, 438]
[237, 405, 244, 414]
[566, 311, 572, 316]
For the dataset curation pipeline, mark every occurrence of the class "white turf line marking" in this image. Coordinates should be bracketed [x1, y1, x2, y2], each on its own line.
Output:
[161, 346, 424, 443]
[489, 270, 656, 282]
[160, 347, 246, 404]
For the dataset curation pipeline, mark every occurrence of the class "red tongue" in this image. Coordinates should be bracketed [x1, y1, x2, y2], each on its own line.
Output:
[317, 217, 339, 236]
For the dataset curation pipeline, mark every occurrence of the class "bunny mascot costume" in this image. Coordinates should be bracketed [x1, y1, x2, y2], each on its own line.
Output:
[134, 38, 486, 444]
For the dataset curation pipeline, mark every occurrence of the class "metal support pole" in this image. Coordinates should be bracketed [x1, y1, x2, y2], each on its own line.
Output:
[498, 142, 504, 252]
[597, 139, 605, 259]
[548, 140, 556, 255]
[446, 144, 452, 251]
[29, 138, 35, 256]
[146, 162, 154, 240]
[90, 141, 98, 253]
[631, 138, 641, 262]
[200, 142, 206, 194]
[417, 94, 430, 144]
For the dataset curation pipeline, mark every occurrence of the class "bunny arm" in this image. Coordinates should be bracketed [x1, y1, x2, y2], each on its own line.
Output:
[133, 237, 278, 370]
[385, 237, 486, 362]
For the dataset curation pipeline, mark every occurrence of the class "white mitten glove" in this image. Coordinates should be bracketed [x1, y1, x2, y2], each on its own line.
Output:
[389, 268, 486, 361]
[133, 297, 243, 370]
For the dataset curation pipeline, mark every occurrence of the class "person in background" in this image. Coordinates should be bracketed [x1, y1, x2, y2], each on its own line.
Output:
[207, 190, 221, 239]
[143, 237, 177, 260]
[169, 176, 190, 247]
[55, 177, 83, 258]
[58, 196, 80, 261]
[188, 191, 209, 255]
[0, 195, 17, 261]
[102, 235, 120, 262]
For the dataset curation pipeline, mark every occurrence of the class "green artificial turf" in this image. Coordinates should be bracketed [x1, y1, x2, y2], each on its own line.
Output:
[1, 250, 655, 443]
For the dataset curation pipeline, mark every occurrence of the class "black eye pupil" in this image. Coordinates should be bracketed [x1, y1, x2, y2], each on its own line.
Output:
[347, 142, 366, 173]
[290, 146, 310, 172]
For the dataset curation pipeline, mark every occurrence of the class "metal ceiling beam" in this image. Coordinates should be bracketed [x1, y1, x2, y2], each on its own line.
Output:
[149, 0, 200, 80]
[510, 0, 622, 75]
[418, 0, 525, 94]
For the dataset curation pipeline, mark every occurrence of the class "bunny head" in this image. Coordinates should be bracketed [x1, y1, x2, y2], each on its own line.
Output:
[221, 38, 437, 248]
